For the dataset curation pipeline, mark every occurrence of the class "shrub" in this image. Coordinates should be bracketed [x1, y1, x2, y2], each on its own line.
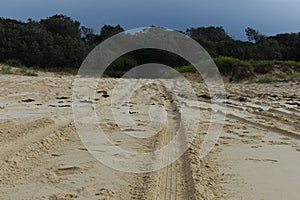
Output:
[250, 60, 274, 74]
[0, 66, 13, 74]
[174, 65, 196, 73]
[257, 76, 273, 83]
[256, 72, 300, 83]
[250, 60, 300, 74]
[0, 64, 38, 76]
[24, 71, 38, 76]
[15, 68, 38, 76]
[5, 59, 24, 67]
[213, 56, 251, 75]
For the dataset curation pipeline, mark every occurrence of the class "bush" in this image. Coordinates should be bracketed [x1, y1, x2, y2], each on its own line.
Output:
[5, 59, 24, 67]
[0, 66, 13, 74]
[287, 60, 300, 72]
[37, 67, 78, 75]
[250, 60, 300, 74]
[256, 72, 300, 83]
[250, 60, 275, 74]
[24, 71, 38, 76]
[174, 65, 196, 73]
[257, 76, 273, 83]
[0, 64, 38, 76]
[213, 56, 251, 75]
[15, 68, 38, 76]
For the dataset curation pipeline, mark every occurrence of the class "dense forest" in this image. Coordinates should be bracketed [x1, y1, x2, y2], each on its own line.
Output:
[0, 14, 299, 77]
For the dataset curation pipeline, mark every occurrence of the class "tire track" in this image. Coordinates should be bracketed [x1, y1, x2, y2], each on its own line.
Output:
[129, 81, 197, 199]
[152, 83, 196, 200]
[0, 111, 73, 160]
[195, 96, 300, 140]
[227, 113, 300, 140]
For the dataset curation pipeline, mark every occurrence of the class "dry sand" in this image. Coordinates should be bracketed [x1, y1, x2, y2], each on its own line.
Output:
[0, 73, 299, 199]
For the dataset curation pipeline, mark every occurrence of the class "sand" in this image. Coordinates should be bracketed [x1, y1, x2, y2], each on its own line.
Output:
[0, 73, 299, 199]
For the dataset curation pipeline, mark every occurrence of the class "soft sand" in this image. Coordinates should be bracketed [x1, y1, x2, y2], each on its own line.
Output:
[0, 73, 299, 199]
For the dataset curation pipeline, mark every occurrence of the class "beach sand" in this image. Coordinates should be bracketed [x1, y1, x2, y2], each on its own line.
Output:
[0, 73, 299, 199]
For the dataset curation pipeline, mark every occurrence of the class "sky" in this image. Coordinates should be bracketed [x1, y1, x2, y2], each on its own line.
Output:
[1, 0, 300, 40]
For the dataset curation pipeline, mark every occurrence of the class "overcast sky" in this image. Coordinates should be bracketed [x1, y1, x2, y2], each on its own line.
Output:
[1, 0, 299, 40]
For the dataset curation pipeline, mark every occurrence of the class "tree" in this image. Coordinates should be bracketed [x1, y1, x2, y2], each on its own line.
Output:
[272, 33, 300, 61]
[186, 26, 231, 42]
[245, 27, 263, 43]
[256, 38, 282, 60]
[217, 40, 252, 60]
[0, 15, 299, 73]
[99, 24, 124, 42]
[40, 14, 81, 38]
[80, 26, 96, 45]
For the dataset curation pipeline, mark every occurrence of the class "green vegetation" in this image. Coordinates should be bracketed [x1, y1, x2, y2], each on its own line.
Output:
[213, 57, 300, 82]
[173, 65, 196, 73]
[0, 66, 13, 75]
[0, 14, 300, 82]
[213, 57, 251, 75]
[0, 64, 38, 76]
[256, 73, 300, 83]
[171, 58, 300, 82]
[250, 60, 300, 74]
[32, 66, 78, 75]
[5, 59, 24, 68]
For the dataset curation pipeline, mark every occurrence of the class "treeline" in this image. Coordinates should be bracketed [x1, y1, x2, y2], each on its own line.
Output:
[0, 14, 299, 72]
[186, 27, 300, 61]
